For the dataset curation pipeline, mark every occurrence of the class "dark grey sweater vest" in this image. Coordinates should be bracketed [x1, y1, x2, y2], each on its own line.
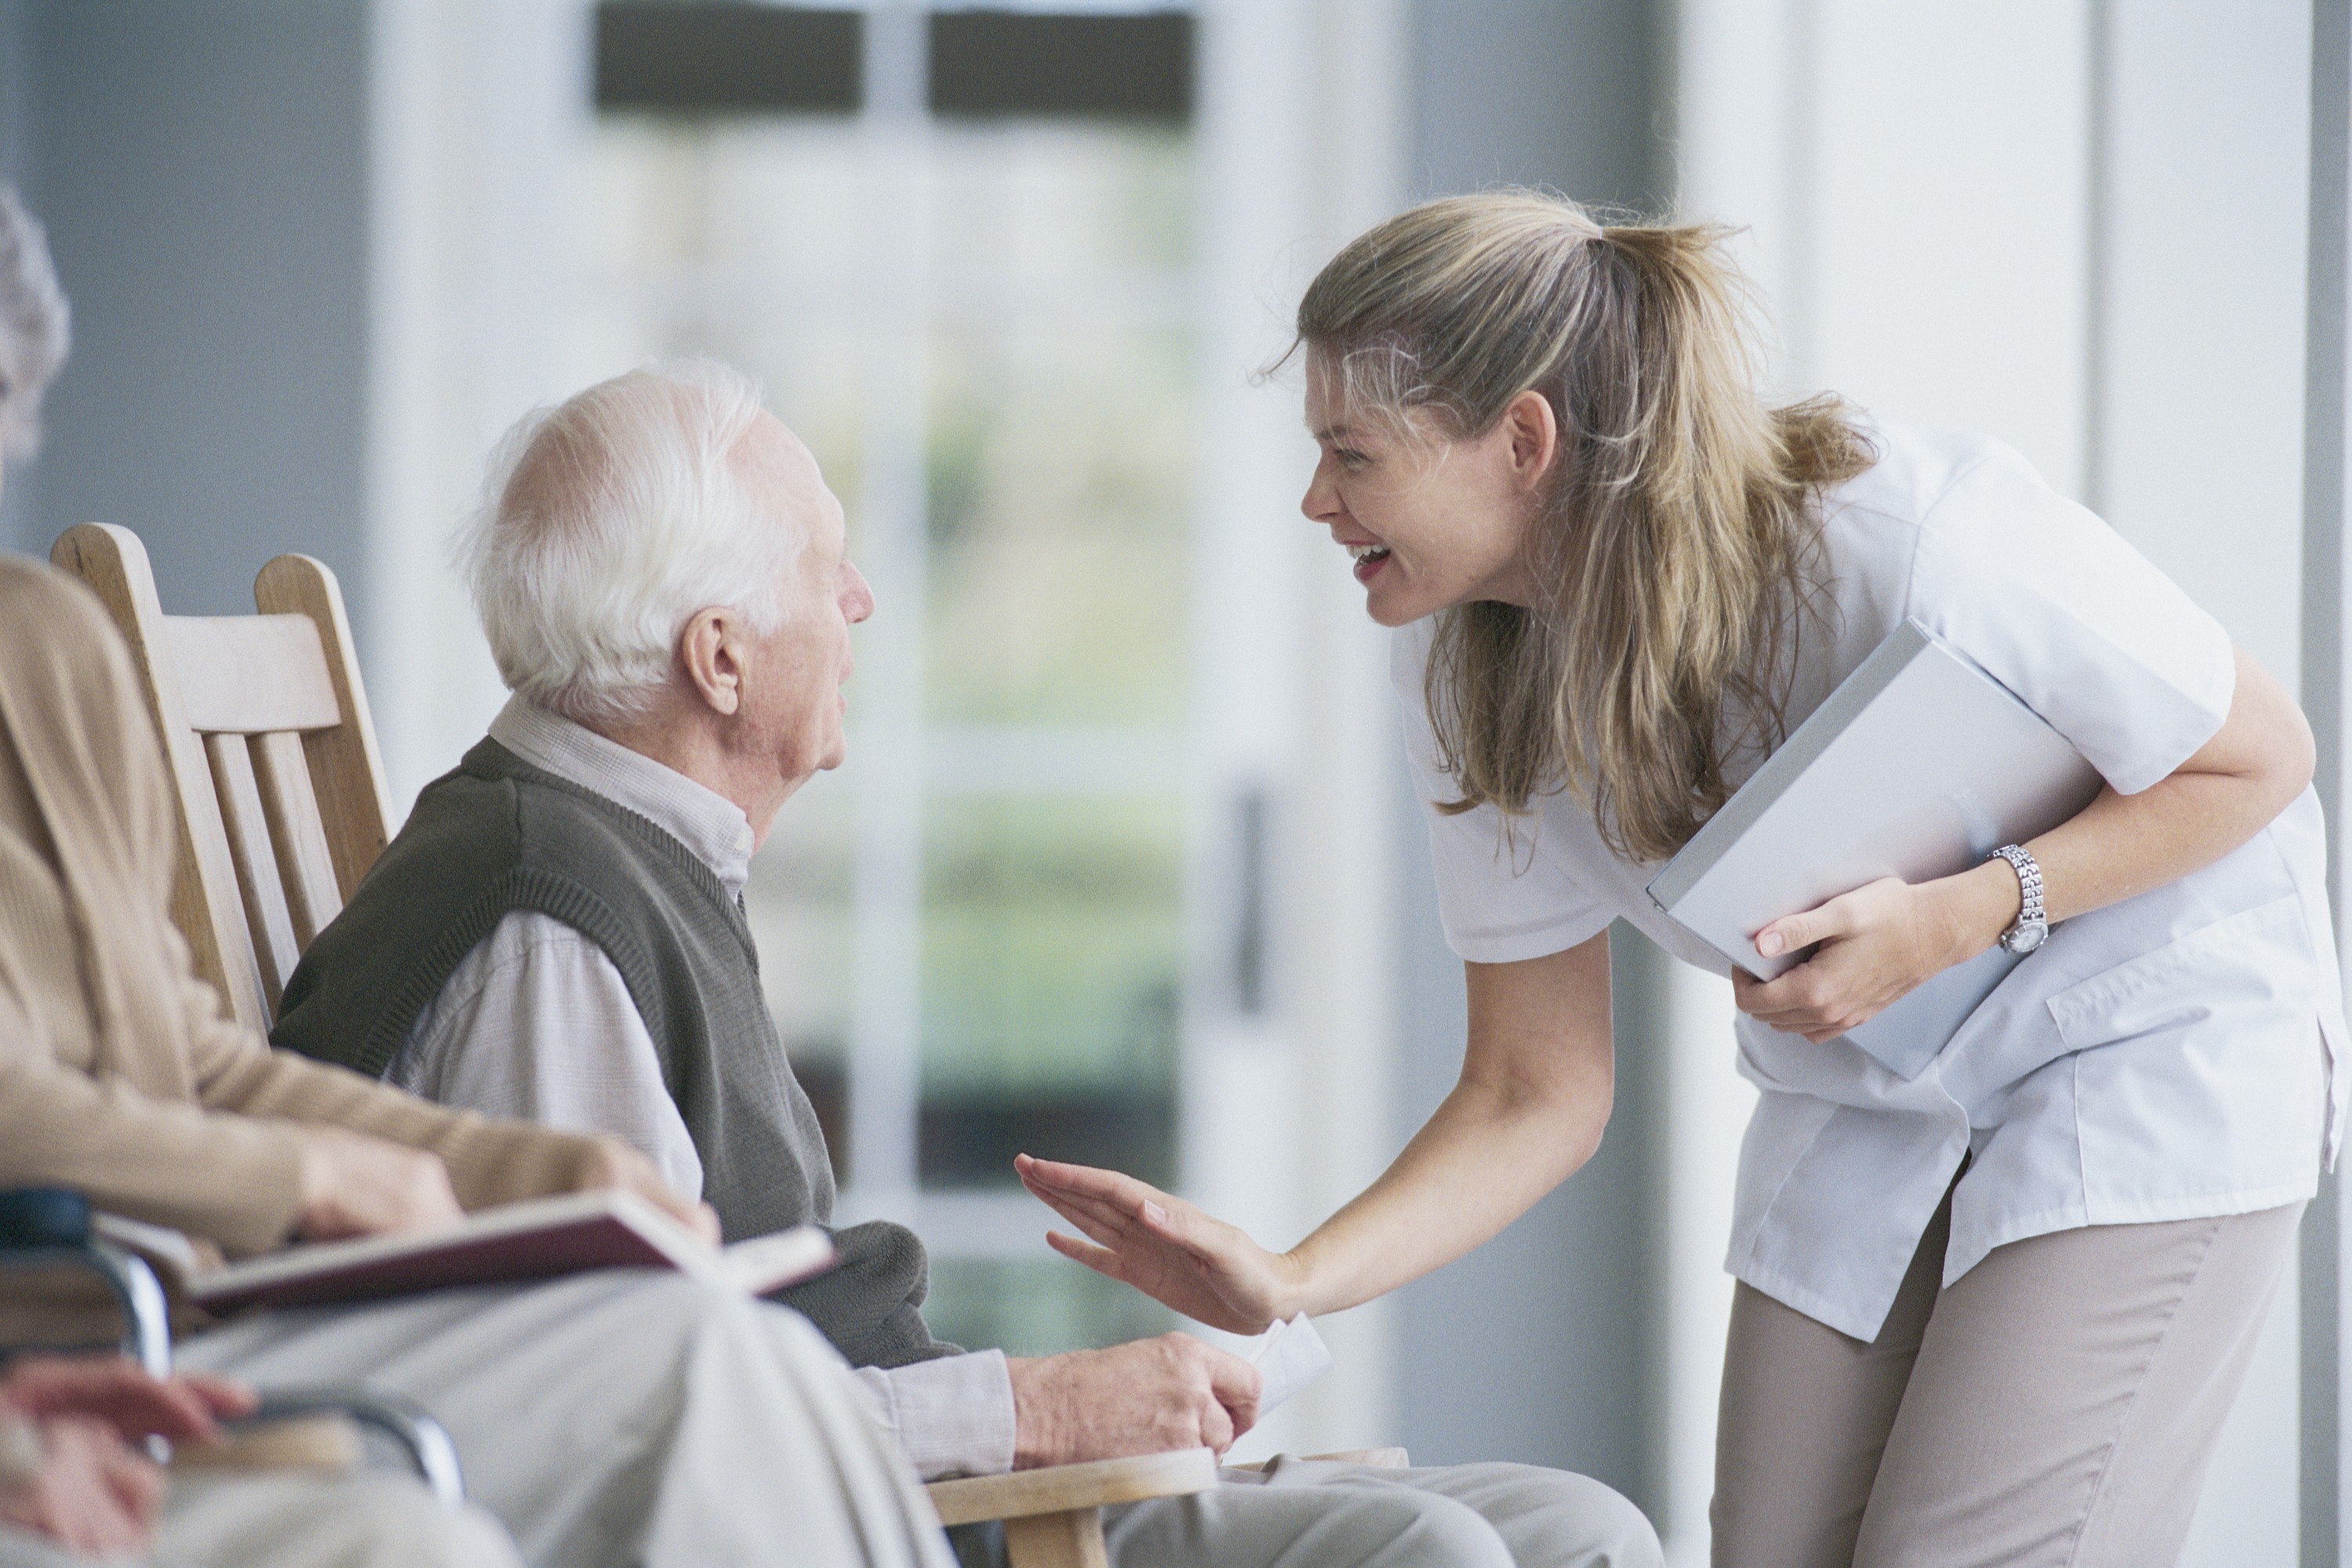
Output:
[273, 738, 950, 1369]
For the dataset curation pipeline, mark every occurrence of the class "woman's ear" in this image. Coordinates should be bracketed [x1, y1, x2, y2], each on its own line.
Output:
[677, 608, 744, 717]
[1501, 389, 1561, 492]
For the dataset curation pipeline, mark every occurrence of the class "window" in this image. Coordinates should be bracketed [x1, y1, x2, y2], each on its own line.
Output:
[580, 2, 1198, 1350]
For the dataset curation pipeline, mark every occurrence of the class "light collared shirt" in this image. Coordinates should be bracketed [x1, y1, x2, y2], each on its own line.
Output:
[390, 695, 1017, 1479]
[1404, 421, 2347, 1342]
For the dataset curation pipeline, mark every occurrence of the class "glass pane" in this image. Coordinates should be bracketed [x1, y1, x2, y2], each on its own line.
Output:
[927, 122, 1193, 288]
[919, 795, 1182, 1189]
[925, 320, 1192, 728]
[744, 775, 856, 1181]
[572, 120, 870, 499]
[922, 122, 1194, 729]
[924, 1258, 1178, 1360]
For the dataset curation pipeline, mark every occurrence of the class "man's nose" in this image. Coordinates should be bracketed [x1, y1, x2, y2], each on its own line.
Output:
[841, 561, 876, 624]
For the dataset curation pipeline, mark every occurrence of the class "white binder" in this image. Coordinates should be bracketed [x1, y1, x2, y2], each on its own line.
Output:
[1646, 619, 2103, 1078]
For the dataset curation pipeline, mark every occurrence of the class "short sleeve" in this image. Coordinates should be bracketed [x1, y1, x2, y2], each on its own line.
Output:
[1904, 443, 2235, 797]
[1392, 625, 1613, 964]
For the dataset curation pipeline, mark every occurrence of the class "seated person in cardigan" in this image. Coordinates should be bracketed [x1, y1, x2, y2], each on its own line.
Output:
[274, 361, 1661, 1568]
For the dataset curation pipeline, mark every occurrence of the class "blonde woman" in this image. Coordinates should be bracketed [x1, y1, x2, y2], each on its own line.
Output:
[1020, 191, 2341, 1567]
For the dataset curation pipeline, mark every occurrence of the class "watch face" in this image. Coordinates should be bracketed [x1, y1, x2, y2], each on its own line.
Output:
[2006, 920, 2049, 955]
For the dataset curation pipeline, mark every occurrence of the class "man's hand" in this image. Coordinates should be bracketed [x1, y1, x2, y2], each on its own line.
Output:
[1006, 1334, 1261, 1469]
[572, 1137, 721, 1246]
[292, 1125, 463, 1241]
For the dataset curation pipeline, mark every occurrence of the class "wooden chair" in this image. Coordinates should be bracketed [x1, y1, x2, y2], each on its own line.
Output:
[49, 521, 394, 1036]
[50, 522, 1272, 1566]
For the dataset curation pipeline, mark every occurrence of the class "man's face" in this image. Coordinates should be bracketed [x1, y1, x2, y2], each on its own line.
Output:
[730, 412, 873, 798]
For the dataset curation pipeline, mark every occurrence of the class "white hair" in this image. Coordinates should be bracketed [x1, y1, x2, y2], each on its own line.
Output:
[454, 359, 804, 725]
[0, 186, 70, 459]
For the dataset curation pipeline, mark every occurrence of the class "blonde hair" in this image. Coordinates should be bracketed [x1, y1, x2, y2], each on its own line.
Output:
[1296, 191, 1874, 862]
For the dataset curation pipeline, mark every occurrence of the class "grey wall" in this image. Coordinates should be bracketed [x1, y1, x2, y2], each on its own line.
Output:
[2, 0, 372, 635]
[1391, 0, 1674, 1514]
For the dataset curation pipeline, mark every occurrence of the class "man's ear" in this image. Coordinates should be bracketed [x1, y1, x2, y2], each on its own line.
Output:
[1501, 389, 1560, 492]
[677, 608, 744, 717]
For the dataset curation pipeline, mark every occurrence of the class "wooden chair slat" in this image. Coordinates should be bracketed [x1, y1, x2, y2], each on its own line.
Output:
[254, 555, 394, 901]
[250, 730, 343, 950]
[205, 732, 302, 1015]
[50, 524, 270, 1033]
[163, 615, 339, 735]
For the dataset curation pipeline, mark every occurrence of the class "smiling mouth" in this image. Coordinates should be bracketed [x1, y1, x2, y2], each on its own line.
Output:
[1348, 543, 1392, 582]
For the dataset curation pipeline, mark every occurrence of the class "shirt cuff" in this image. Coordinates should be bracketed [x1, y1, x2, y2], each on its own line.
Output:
[851, 1348, 1016, 1481]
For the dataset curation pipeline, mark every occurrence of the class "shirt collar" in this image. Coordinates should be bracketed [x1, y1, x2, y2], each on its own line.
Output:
[486, 695, 757, 895]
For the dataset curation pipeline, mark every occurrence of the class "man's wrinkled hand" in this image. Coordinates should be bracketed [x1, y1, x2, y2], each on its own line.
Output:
[1007, 1334, 1262, 1469]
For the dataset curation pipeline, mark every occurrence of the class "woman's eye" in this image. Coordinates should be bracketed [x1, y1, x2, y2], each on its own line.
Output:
[1335, 448, 1370, 470]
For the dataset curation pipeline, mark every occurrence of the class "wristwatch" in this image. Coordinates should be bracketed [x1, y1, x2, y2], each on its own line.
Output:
[1989, 844, 2048, 954]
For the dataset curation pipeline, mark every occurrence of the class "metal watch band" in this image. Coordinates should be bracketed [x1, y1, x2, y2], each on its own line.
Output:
[1990, 844, 2045, 951]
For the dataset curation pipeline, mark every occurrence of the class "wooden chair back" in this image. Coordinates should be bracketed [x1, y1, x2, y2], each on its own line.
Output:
[51, 523, 396, 1033]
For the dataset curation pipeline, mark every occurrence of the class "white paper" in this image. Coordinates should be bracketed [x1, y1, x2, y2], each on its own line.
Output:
[1247, 1313, 1334, 1414]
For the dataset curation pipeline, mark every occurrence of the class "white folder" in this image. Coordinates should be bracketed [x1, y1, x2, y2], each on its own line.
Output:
[1646, 619, 2103, 1078]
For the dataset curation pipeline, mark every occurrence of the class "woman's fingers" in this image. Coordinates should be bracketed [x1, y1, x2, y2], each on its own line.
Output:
[1030, 1188, 1142, 1251]
[1015, 1154, 1173, 1213]
[1020, 1167, 1147, 1232]
[1755, 899, 1833, 959]
[1044, 1230, 1134, 1283]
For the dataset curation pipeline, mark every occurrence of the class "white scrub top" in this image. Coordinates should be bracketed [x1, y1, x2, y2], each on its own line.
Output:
[1400, 421, 2350, 1341]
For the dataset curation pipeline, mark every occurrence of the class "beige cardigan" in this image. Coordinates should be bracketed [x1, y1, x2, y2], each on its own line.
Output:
[0, 555, 604, 1256]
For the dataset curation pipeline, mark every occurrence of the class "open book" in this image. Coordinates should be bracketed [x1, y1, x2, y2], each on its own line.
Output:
[1647, 619, 2103, 1078]
[99, 1191, 835, 1316]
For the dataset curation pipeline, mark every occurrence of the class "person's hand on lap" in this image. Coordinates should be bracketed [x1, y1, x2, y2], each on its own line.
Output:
[1005, 1335, 1261, 1468]
[0, 1357, 260, 1557]
[3, 1359, 252, 1446]
[292, 1124, 464, 1240]
[572, 1137, 721, 1245]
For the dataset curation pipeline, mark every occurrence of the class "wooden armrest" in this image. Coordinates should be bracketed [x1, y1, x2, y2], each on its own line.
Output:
[1225, 1446, 1411, 1473]
[926, 1447, 1219, 1527]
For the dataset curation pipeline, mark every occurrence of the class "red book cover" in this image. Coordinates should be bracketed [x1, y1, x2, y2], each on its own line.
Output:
[187, 1192, 833, 1314]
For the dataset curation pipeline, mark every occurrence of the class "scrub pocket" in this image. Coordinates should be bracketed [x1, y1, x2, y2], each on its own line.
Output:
[2048, 893, 2327, 1209]
[2045, 894, 2313, 1050]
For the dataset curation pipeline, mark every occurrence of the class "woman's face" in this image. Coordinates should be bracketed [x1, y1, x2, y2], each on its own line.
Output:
[1299, 354, 1551, 627]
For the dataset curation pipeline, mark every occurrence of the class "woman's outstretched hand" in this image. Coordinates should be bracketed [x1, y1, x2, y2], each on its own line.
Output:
[1015, 1154, 1301, 1334]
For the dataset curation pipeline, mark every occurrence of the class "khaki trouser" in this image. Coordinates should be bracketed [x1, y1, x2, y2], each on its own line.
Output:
[1109, 1457, 1661, 1568]
[0, 1474, 519, 1568]
[176, 1272, 954, 1568]
[1712, 1189, 2303, 1568]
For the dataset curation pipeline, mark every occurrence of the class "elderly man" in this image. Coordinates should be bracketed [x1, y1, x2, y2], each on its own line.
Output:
[278, 361, 1660, 1568]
